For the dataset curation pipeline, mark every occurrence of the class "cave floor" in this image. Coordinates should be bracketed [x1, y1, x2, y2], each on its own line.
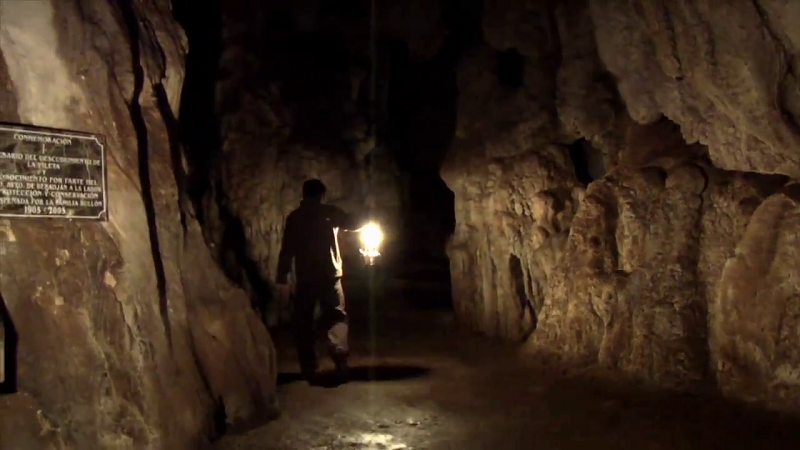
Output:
[216, 286, 800, 450]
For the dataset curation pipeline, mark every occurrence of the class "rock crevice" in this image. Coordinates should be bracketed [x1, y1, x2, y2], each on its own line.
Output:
[118, 0, 172, 348]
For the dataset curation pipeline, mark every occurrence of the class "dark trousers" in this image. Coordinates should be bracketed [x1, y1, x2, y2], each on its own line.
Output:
[292, 277, 348, 373]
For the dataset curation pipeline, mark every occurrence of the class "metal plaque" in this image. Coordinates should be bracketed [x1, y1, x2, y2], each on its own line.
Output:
[0, 124, 107, 220]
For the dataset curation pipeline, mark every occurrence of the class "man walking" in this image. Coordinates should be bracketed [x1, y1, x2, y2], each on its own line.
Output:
[275, 179, 363, 385]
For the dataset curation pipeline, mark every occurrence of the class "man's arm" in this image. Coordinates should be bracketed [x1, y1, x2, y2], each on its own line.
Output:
[329, 205, 363, 232]
[275, 214, 296, 284]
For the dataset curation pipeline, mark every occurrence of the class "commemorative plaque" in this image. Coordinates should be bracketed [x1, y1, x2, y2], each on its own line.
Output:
[0, 124, 107, 220]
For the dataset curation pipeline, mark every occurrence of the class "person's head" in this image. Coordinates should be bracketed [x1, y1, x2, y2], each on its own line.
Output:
[302, 179, 327, 202]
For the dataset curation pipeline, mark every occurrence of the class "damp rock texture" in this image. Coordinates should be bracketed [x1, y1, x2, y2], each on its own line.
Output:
[444, 141, 584, 340]
[0, 1, 276, 449]
[443, 0, 800, 410]
[590, 0, 800, 177]
[711, 183, 800, 408]
[533, 163, 785, 386]
[442, 1, 586, 340]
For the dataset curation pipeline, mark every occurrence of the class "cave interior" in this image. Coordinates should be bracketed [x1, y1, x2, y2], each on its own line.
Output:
[3, 0, 800, 448]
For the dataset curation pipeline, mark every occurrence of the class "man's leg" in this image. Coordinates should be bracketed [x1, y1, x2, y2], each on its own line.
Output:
[291, 286, 318, 381]
[317, 278, 349, 376]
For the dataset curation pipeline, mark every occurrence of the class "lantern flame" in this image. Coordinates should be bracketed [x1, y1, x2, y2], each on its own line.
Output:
[359, 222, 383, 258]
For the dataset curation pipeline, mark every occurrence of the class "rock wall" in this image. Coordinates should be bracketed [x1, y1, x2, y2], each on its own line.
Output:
[442, 0, 800, 410]
[533, 163, 787, 385]
[0, 1, 276, 448]
[444, 139, 583, 340]
[442, 2, 585, 340]
[591, 0, 800, 176]
[713, 182, 800, 407]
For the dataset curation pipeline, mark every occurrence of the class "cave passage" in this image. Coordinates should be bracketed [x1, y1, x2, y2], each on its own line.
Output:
[6, 0, 800, 447]
[190, 1, 800, 446]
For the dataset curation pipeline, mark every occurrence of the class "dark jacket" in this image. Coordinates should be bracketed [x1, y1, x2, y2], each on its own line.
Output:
[276, 199, 360, 285]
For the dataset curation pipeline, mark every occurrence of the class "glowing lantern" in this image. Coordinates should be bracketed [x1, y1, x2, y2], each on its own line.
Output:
[359, 222, 383, 265]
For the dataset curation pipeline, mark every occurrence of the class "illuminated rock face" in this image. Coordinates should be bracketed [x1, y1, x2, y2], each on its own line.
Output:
[0, 1, 276, 448]
[443, 0, 800, 410]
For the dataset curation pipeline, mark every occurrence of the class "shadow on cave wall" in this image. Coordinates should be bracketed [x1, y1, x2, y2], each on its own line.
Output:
[568, 138, 598, 185]
[172, 0, 275, 319]
[497, 48, 525, 88]
[509, 254, 537, 335]
[172, 0, 221, 221]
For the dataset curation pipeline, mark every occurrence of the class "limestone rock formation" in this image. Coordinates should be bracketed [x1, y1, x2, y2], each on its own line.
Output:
[0, 1, 276, 448]
[533, 162, 782, 384]
[532, 0, 800, 409]
[442, 4, 581, 340]
[713, 183, 800, 409]
[444, 140, 583, 339]
[590, 0, 800, 177]
[441, 0, 800, 412]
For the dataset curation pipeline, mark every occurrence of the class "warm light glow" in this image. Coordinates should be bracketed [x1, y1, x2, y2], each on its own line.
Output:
[359, 222, 383, 258]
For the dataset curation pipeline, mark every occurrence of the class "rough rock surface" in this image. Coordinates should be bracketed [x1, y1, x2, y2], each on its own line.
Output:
[533, 162, 786, 385]
[0, 1, 276, 448]
[590, 0, 800, 177]
[444, 141, 583, 340]
[442, 3, 582, 340]
[441, 0, 800, 411]
[713, 183, 800, 409]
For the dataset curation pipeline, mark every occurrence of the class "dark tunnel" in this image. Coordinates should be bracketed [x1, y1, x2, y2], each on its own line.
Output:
[174, 0, 466, 318]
